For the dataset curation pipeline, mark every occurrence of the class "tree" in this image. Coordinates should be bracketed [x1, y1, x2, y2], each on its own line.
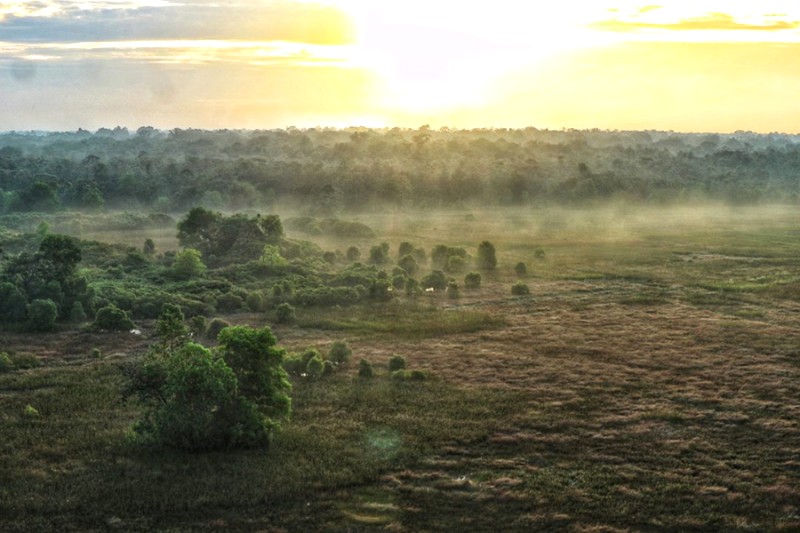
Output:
[515, 262, 527, 277]
[94, 304, 135, 331]
[328, 340, 352, 364]
[27, 299, 57, 332]
[0, 282, 28, 322]
[464, 272, 481, 289]
[172, 248, 207, 280]
[398, 254, 418, 276]
[154, 304, 189, 355]
[476, 241, 497, 270]
[216, 326, 292, 424]
[39, 234, 82, 281]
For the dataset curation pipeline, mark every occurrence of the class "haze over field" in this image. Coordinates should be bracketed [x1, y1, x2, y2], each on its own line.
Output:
[2, 1, 800, 132]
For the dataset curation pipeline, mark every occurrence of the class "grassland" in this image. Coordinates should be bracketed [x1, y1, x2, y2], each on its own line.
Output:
[2, 204, 800, 531]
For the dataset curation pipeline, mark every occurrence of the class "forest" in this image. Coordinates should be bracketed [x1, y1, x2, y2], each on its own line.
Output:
[1, 127, 799, 531]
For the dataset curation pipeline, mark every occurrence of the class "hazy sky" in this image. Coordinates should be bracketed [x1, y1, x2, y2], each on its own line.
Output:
[2, 1, 800, 132]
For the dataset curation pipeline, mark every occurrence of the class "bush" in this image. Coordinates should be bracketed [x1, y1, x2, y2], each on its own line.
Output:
[346, 246, 361, 262]
[421, 270, 448, 290]
[405, 278, 420, 296]
[322, 251, 337, 265]
[534, 248, 546, 260]
[392, 274, 407, 291]
[329, 341, 352, 364]
[246, 292, 265, 312]
[515, 262, 527, 276]
[398, 254, 418, 276]
[190, 315, 208, 337]
[275, 302, 296, 324]
[323, 360, 335, 376]
[464, 272, 481, 289]
[94, 304, 135, 331]
[477, 241, 497, 270]
[91, 348, 102, 359]
[10, 352, 40, 369]
[368, 243, 390, 265]
[172, 247, 207, 280]
[0, 352, 14, 373]
[511, 282, 531, 296]
[0, 282, 28, 322]
[446, 281, 460, 299]
[390, 369, 426, 381]
[306, 355, 325, 380]
[446, 255, 467, 274]
[282, 354, 304, 375]
[388, 354, 406, 372]
[206, 318, 231, 340]
[27, 299, 58, 332]
[69, 301, 87, 322]
[300, 348, 321, 367]
[358, 358, 373, 378]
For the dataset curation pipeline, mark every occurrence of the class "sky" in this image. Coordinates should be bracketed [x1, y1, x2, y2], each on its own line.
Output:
[1, 1, 800, 132]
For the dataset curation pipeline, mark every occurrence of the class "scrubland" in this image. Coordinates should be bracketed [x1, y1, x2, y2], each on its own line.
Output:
[1, 204, 800, 531]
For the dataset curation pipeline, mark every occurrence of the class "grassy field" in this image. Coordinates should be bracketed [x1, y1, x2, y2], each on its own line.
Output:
[2, 205, 800, 531]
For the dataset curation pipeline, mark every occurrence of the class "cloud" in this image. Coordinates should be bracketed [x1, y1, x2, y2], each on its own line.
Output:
[0, 1, 355, 45]
[592, 12, 800, 33]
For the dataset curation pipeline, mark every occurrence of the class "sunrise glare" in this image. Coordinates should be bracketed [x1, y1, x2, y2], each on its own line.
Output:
[2, 1, 800, 132]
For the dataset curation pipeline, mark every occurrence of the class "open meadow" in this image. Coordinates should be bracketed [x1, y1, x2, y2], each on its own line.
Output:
[2, 204, 800, 531]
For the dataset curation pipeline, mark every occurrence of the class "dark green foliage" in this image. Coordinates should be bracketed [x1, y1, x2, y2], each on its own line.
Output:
[464, 272, 482, 289]
[392, 274, 406, 291]
[346, 246, 361, 261]
[421, 270, 448, 290]
[26, 298, 57, 332]
[446, 281, 460, 299]
[154, 304, 189, 354]
[392, 369, 428, 381]
[358, 358, 374, 378]
[431, 245, 449, 269]
[398, 254, 418, 276]
[368, 242, 390, 265]
[369, 278, 393, 301]
[322, 251, 337, 265]
[7, 352, 40, 369]
[477, 241, 497, 271]
[515, 262, 527, 276]
[206, 318, 231, 340]
[143, 238, 156, 257]
[398, 242, 414, 258]
[189, 315, 208, 337]
[216, 292, 244, 313]
[446, 255, 466, 274]
[13, 181, 59, 212]
[328, 340, 352, 364]
[246, 292, 265, 312]
[534, 248, 546, 260]
[405, 277, 420, 296]
[285, 217, 374, 238]
[94, 304, 135, 331]
[275, 303, 296, 324]
[388, 354, 406, 372]
[323, 359, 335, 376]
[511, 282, 531, 296]
[69, 301, 87, 322]
[38, 234, 81, 280]
[293, 286, 361, 307]
[282, 353, 304, 375]
[306, 355, 325, 380]
[0, 282, 28, 322]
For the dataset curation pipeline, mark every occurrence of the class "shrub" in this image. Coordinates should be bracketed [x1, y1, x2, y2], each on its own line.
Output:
[190, 315, 208, 337]
[323, 360, 335, 376]
[446, 281, 460, 299]
[369, 279, 393, 301]
[534, 248, 546, 260]
[27, 299, 58, 332]
[398, 242, 414, 258]
[511, 282, 531, 296]
[0, 282, 28, 322]
[329, 341, 352, 364]
[10, 352, 40, 369]
[515, 262, 527, 277]
[206, 318, 231, 340]
[216, 292, 244, 313]
[421, 270, 448, 290]
[322, 251, 337, 265]
[172, 247, 207, 280]
[477, 241, 497, 270]
[405, 278, 420, 296]
[246, 292, 265, 312]
[23, 404, 40, 417]
[464, 272, 481, 289]
[306, 355, 325, 380]
[91, 348, 102, 359]
[69, 301, 87, 322]
[300, 348, 321, 367]
[282, 354, 304, 375]
[275, 303, 296, 324]
[409, 369, 427, 381]
[398, 254, 419, 276]
[445, 255, 467, 274]
[0, 352, 14, 373]
[358, 358, 374, 378]
[143, 238, 156, 256]
[94, 304, 135, 331]
[392, 275, 407, 291]
[346, 246, 361, 262]
[368, 243, 390, 265]
[388, 354, 406, 372]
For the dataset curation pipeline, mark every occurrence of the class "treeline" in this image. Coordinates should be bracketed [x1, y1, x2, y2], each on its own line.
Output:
[1, 126, 799, 213]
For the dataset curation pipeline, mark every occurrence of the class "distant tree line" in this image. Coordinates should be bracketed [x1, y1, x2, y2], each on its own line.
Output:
[1, 126, 798, 214]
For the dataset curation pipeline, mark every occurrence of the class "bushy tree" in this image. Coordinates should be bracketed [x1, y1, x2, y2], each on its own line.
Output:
[275, 302, 296, 324]
[172, 248, 207, 280]
[446, 281, 460, 299]
[421, 270, 448, 290]
[346, 246, 361, 262]
[388, 354, 406, 372]
[329, 340, 352, 364]
[0, 282, 28, 322]
[464, 272, 481, 289]
[398, 254, 418, 276]
[94, 304, 135, 331]
[511, 282, 531, 296]
[477, 241, 497, 270]
[306, 354, 325, 380]
[27, 299, 57, 332]
[358, 358, 374, 378]
[515, 262, 527, 276]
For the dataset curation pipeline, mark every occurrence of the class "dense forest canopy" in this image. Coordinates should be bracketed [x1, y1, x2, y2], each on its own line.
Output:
[0, 126, 798, 214]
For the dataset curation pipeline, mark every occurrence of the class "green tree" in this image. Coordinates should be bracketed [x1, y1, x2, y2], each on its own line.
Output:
[328, 340, 352, 364]
[0, 282, 28, 322]
[172, 248, 207, 280]
[477, 241, 497, 271]
[27, 299, 57, 332]
[94, 304, 135, 331]
[464, 272, 481, 289]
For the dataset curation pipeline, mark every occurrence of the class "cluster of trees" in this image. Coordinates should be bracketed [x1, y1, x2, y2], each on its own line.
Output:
[1, 127, 799, 214]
